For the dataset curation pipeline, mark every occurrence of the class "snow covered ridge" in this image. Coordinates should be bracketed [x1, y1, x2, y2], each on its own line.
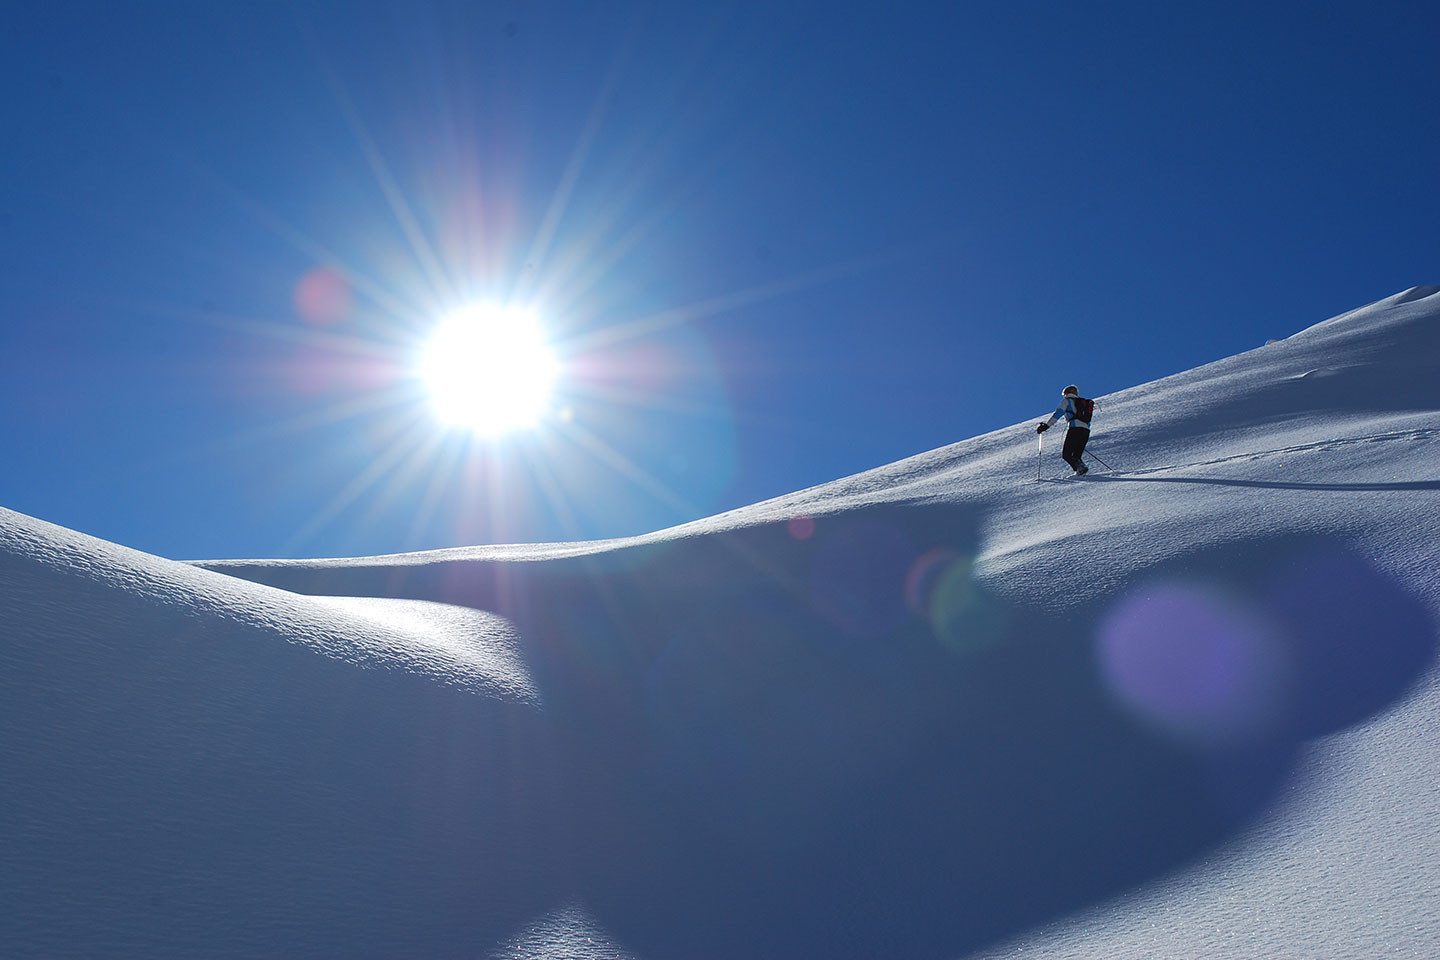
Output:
[3, 288, 1439, 959]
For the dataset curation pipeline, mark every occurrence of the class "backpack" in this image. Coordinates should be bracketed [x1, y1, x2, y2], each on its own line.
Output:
[1072, 397, 1094, 423]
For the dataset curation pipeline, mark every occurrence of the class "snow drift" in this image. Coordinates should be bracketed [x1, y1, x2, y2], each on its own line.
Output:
[3, 287, 1438, 959]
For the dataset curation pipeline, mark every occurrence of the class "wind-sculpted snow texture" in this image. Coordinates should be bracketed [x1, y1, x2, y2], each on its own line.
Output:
[3, 287, 1439, 959]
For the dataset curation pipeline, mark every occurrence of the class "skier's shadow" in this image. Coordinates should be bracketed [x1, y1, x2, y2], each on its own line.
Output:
[1089, 474, 1440, 492]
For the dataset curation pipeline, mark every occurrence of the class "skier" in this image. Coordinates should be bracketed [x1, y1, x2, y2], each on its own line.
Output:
[1037, 385, 1093, 476]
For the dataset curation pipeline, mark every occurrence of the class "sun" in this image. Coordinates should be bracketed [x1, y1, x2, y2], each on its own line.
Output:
[419, 303, 559, 434]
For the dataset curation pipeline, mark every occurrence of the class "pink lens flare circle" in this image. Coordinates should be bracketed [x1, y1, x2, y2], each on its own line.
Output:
[293, 267, 353, 326]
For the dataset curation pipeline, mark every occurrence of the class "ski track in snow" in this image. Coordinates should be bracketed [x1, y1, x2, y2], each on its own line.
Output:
[3, 286, 1440, 959]
[1109, 425, 1440, 478]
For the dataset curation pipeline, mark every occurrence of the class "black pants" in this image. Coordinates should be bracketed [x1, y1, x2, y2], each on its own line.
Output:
[1062, 426, 1090, 472]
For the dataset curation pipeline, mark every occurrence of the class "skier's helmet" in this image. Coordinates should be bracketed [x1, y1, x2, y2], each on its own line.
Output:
[1062, 385, 1079, 397]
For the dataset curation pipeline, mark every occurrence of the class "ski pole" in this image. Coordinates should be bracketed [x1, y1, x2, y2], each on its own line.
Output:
[1086, 447, 1116, 473]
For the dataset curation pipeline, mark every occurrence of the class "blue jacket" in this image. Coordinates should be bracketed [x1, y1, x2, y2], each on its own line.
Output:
[1044, 395, 1091, 431]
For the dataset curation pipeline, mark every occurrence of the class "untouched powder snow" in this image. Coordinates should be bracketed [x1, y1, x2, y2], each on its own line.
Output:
[3, 287, 1439, 958]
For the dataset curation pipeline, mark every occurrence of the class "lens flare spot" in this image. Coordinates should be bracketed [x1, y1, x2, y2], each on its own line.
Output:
[1098, 583, 1288, 747]
[906, 549, 1008, 654]
[787, 515, 816, 541]
[293, 266, 353, 326]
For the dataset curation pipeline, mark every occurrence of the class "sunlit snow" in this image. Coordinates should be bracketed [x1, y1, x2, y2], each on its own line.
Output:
[3, 287, 1438, 959]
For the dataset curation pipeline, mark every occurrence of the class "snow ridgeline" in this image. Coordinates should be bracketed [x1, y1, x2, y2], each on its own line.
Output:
[2, 286, 1438, 959]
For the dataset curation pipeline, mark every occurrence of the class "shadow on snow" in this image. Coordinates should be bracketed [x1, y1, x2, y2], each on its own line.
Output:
[1089, 474, 1440, 492]
[211, 503, 1435, 960]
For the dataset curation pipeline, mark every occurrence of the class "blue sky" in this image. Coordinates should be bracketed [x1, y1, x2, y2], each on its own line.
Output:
[2, 1, 1437, 560]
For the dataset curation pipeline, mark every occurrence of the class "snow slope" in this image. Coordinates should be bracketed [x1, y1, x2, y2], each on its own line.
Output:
[3, 287, 1438, 958]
